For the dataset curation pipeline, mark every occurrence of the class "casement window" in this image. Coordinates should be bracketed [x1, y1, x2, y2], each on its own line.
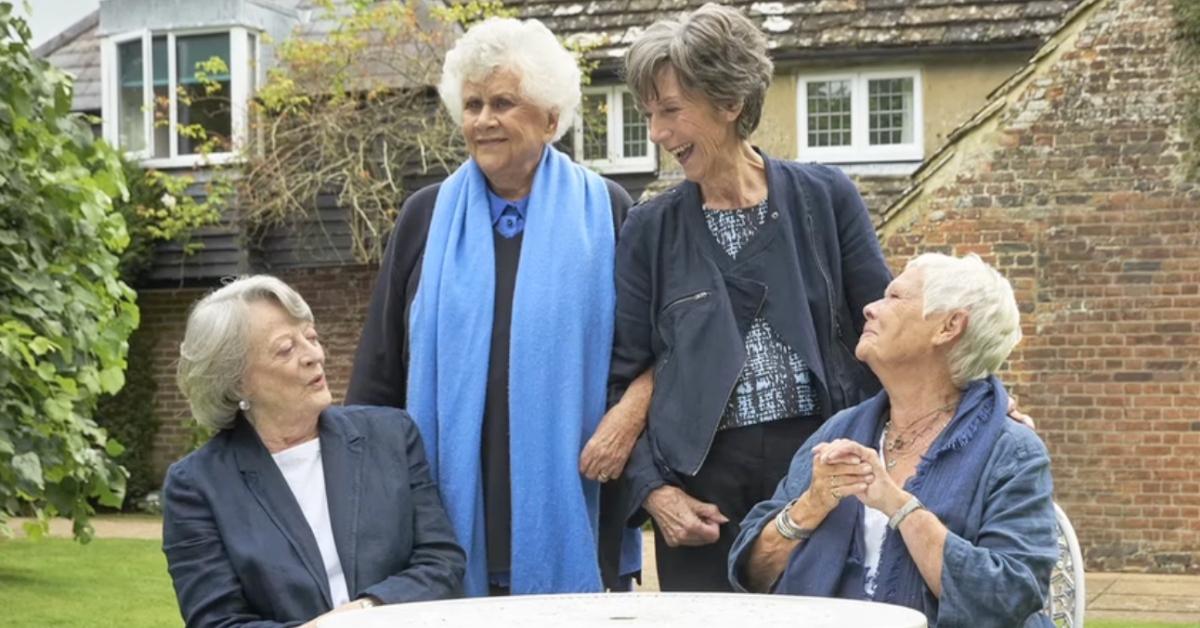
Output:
[797, 69, 923, 164]
[102, 28, 258, 167]
[573, 85, 657, 174]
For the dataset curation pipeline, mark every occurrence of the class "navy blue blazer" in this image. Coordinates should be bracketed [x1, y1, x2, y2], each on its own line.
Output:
[162, 405, 465, 627]
[610, 150, 891, 522]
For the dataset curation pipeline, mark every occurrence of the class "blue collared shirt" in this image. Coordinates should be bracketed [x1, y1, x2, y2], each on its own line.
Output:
[487, 189, 530, 239]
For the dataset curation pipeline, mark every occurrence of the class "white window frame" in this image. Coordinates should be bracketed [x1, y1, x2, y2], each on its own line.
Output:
[573, 85, 657, 174]
[796, 68, 924, 164]
[101, 27, 255, 168]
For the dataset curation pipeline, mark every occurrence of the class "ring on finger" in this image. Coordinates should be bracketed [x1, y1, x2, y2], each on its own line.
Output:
[598, 473, 609, 482]
[831, 488, 841, 499]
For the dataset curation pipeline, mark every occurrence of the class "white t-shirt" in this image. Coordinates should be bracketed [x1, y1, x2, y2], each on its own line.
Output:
[862, 434, 891, 597]
[271, 438, 352, 607]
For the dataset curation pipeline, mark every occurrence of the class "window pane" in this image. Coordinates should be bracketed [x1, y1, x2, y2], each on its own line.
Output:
[117, 39, 146, 152]
[806, 80, 851, 147]
[868, 77, 913, 146]
[581, 93, 608, 161]
[176, 33, 231, 154]
[152, 36, 169, 157]
[621, 92, 647, 159]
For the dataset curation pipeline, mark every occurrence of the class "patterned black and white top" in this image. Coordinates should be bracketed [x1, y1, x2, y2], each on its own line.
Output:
[702, 199, 820, 431]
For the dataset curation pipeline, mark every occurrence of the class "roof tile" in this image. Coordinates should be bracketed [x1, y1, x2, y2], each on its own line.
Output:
[507, 0, 1082, 62]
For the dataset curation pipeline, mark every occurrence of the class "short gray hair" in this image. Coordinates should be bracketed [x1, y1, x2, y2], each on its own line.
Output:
[906, 253, 1022, 389]
[624, 3, 774, 139]
[439, 17, 580, 142]
[177, 275, 313, 430]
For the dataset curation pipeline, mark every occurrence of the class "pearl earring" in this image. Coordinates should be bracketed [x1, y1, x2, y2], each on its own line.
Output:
[238, 399, 251, 411]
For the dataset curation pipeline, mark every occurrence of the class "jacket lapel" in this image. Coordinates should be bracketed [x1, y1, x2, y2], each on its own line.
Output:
[230, 415, 334, 609]
[319, 407, 364, 597]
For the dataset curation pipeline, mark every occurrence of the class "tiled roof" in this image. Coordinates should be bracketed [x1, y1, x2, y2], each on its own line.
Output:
[508, 0, 1081, 65]
[41, 1, 1082, 112]
[40, 13, 102, 112]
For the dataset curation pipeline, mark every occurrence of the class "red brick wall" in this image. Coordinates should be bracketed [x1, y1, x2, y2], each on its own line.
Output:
[880, 0, 1200, 572]
[140, 265, 377, 476]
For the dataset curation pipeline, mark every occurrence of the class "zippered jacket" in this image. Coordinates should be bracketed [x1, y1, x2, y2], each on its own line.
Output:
[609, 150, 892, 524]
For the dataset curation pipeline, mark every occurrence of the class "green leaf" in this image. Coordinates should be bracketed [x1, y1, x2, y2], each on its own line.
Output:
[98, 366, 125, 394]
[104, 438, 125, 458]
[12, 452, 44, 491]
[28, 336, 57, 356]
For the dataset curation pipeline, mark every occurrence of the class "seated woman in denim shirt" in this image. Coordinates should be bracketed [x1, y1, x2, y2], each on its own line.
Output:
[729, 253, 1056, 628]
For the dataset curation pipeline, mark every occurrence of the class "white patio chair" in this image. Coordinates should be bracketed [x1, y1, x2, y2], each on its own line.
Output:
[1045, 502, 1086, 627]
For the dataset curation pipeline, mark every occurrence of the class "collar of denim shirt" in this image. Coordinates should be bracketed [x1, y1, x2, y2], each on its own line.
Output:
[486, 187, 530, 227]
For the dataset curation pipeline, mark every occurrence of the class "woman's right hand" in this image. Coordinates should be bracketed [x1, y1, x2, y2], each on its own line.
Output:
[644, 485, 729, 547]
[807, 439, 875, 513]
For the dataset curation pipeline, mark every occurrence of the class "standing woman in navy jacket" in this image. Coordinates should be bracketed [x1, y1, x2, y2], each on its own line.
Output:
[611, 3, 892, 591]
[164, 276, 464, 627]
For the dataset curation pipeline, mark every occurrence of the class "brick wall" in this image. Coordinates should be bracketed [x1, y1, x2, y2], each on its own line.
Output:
[853, 175, 911, 226]
[140, 265, 377, 476]
[879, 0, 1200, 572]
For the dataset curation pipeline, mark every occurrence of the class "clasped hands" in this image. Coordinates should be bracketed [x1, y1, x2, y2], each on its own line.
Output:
[805, 439, 911, 519]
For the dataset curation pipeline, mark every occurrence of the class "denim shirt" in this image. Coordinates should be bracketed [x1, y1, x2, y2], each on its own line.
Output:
[728, 383, 1057, 628]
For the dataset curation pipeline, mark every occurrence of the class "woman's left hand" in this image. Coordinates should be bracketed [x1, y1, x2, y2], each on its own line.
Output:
[580, 407, 640, 482]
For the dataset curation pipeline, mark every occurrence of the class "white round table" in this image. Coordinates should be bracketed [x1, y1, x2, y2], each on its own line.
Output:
[318, 592, 927, 628]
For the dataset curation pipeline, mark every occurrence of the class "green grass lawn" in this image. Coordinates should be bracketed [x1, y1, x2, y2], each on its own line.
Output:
[0, 538, 180, 628]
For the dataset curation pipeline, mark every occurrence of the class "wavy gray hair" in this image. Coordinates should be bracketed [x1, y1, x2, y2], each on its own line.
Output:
[623, 3, 774, 139]
[176, 275, 313, 430]
[906, 253, 1023, 388]
[439, 17, 580, 142]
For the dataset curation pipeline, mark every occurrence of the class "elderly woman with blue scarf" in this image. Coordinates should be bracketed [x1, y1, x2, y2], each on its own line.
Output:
[346, 17, 644, 597]
[730, 254, 1057, 627]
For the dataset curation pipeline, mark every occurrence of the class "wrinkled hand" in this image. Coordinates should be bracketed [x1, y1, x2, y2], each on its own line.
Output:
[817, 440, 909, 516]
[1006, 395, 1036, 430]
[644, 485, 728, 547]
[807, 439, 875, 512]
[580, 408, 640, 482]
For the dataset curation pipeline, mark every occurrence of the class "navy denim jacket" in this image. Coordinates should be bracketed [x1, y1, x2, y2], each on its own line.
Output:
[728, 383, 1057, 628]
[608, 150, 891, 523]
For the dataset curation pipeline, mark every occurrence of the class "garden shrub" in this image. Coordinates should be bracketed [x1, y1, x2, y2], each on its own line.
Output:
[0, 3, 136, 540]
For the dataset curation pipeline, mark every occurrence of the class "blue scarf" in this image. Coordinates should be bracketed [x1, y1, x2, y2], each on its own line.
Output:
[776, 376, 1008, 619]
[406, 146, 617, 596]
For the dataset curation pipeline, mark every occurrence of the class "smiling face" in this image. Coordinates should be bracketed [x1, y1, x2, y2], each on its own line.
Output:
[461, 68, 558, 198]
[239, 299, 331, 423]
[641, 65, 742, 184]
[856, 268, 952, 373]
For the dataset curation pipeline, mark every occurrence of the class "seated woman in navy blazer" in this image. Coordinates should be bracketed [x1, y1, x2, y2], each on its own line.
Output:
[164, 275, 465, 627]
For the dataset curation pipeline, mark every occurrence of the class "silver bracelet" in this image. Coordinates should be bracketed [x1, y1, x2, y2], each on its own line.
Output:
[888, 496, 925, 530]
[773, 497, 814, 541]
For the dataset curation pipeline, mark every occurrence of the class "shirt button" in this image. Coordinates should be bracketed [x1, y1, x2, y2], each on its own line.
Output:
[771, 211, 779, 220]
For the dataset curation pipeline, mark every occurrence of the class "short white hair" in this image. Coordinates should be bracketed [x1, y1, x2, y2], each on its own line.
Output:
[438, 17, 580, 142]
[906, 253, 1022, 388]
[177, 275, 313, 430]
